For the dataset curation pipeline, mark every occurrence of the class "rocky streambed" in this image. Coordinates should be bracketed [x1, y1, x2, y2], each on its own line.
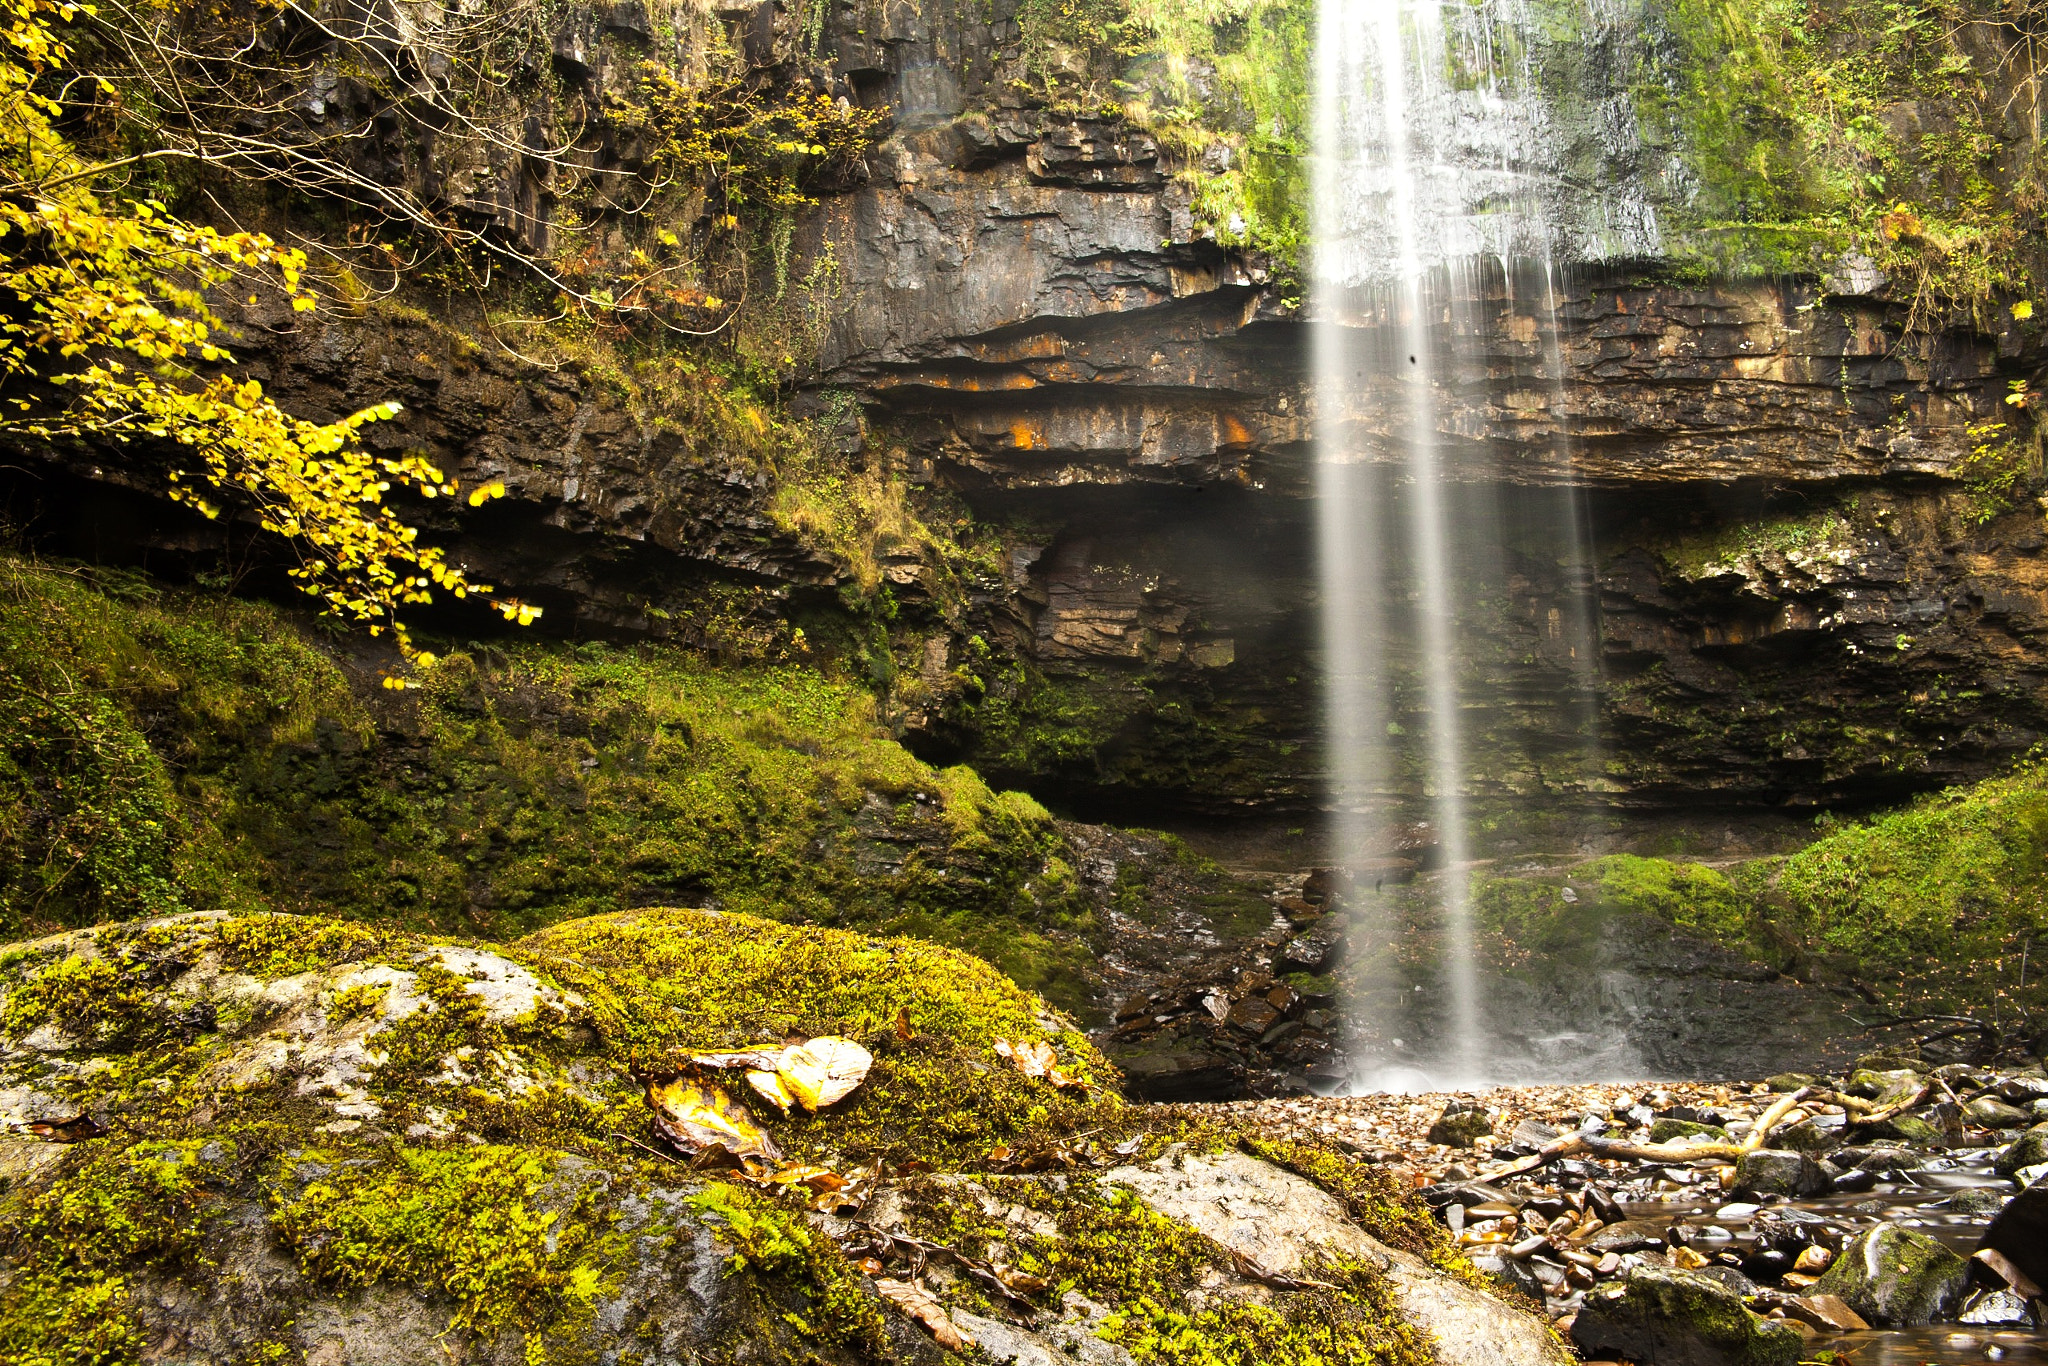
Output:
[1213, 1067, 2048, 1364]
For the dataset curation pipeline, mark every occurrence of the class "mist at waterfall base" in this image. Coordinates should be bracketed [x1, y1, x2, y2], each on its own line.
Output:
[1311, 0, 1636, 1095]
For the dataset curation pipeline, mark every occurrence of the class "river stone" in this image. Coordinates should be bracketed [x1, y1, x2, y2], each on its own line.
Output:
[1966, 1096, 2033, 1129]
[1767, 1073, 1823, 1092]
[1102, 1149, 1571, 1366]
[1771, 1120, 1838, 1155]
[1848, 1067, 1923, 1100]
[1980, 1174, 2048, 1294]
[1649, 1118, 1732, 1145]
[1813, 1226, 1970, 1326]
[1570, 1266, 1802, 1366]
[1995, 1124, 2048, 1178]
[1428, 1102, 1494, 1148]
[1869, 1114, 1945, 1147]
[1467, 1248, 1546, 1301]
[1734, 1149, 1831, 1199]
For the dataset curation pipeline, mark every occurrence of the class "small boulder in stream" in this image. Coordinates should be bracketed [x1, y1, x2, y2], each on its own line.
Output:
[1427, 1100, 1494, 1148]
[1813, 1225, 1970, 1326]
[1996, 1122, 2048, 1178]
[1733, 1148, 1832, 1199]
[1980, 1172, 2048, 1294]
[1570, 1265, 1803, 1366]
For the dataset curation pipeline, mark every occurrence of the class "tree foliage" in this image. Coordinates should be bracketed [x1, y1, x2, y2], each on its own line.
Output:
[0, 0, 513, 672]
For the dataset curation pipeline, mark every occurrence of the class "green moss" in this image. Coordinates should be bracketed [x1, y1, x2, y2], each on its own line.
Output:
[992, 1174, 1436, 1366]
[0, 1270, 143, 1366]
[1661, 506, 1858, 584]
[684, 1182, 887, 1351]
[270, 1145, 624, 1357]
[0, 952, 143, 1042]
[0, 1139, 229, 1366]
[522, 909, 1118, 1166]
[1476, 854, 1756, 959]
[1638, 0, 2045, 308]
[1771, 752, 2048, 1003]
[0, 551, 1099, 1006]
[1123, 0, 1310, 279]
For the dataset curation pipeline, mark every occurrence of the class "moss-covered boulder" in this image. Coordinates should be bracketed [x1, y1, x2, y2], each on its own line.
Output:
[1995, 1123, 2048, 1179]
[1814, 1226, 1970, 1327]
[1733, 1148, 1832, 1199]
[1570, 1265, 1803, 1366]
[1648, 1118, 1732, 1146]
[1427, 1102, 1494, 1148]
[0, 909, 1548, 1366]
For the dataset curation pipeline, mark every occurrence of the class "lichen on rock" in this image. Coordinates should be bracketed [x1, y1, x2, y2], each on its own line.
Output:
[0, 907, 1535, 1365]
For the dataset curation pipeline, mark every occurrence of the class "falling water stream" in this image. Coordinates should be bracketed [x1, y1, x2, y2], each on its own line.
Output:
[1311, 0, 1644, 1089]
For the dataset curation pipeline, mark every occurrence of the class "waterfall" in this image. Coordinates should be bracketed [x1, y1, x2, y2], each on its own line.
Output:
[1312, 0, 1648, 1089]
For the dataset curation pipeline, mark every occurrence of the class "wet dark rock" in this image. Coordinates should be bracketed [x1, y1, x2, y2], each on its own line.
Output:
[1966, 1096, 2032, 1129]
[1813, 1226, 1971, 1327]
[1939, 1188, 2004, 1215]
[1694, 1264, 1760, 1297]
[1468, 1249, 1547, 1302]
[1584, 1220, 1676, 1255]
[1650, 1118, 1732, 1145]
[1117, 1049, 1242, 1102]
[1734, 1149, 1833, 1200]
[1571, 1266, 1803, 1366]
[1980, 1174, 2048, 1294]
[1277, 926, 1341, 975]
[1225, 994, 1281, 1035]
[1869, 1114, 1946, 1147]
[1840, 1146, 1922, 1172]
[1770, 1120, 1839, 1155]
[1766, 1073, 1824, 1092]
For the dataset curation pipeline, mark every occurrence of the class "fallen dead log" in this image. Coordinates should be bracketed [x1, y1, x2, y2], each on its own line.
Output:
[1476, 1088, 1816, 1182]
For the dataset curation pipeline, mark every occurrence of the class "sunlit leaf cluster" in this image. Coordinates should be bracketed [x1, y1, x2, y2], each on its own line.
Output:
[0, 0, 514, 677]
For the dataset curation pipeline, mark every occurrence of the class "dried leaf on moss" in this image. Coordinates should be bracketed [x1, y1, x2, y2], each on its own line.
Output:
[691, 1034, 872, 1112]
[746, 1068, 796, 1113]
[995, 1037, 1085, 1090]
[875, 1278, 972, 1351]
[779, 1035, 871, 1111]
[646, 1076, 782, 1168]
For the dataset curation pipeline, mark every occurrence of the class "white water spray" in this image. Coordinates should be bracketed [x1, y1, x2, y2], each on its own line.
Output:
[1312, 0, 1652, 1089]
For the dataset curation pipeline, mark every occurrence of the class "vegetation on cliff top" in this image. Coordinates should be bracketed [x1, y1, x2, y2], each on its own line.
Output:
[1642, 0, 2048, 312]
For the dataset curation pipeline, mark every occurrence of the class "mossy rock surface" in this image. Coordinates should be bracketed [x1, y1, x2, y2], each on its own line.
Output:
[0, 909, 1538, 1366]
[1570, 1265, 1802, 1366]
[1647, 1118, 1731, 1145]
[1813, 1225, 1971, 1328]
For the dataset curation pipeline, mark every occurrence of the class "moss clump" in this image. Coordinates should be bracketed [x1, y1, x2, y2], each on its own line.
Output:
[270, 1145, 623, 1354]
[1771, 752, 2048, 1006]
[523, 909, 1117, 1166]
[1477, 854, 1756, 959]
[0, 551, 1097, 1007]
[685, 1181, 887, 1351]
[0, 1139, 230, 1366]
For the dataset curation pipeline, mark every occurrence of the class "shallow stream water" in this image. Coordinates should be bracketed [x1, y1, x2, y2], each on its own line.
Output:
[1616, 1148, 2036, 1364]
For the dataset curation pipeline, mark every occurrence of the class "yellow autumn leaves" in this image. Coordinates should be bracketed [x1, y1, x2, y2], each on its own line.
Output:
[0, 0, 526, 678]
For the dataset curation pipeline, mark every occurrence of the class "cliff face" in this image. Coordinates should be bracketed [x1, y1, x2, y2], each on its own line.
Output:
[10, 0, 2047, 829]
